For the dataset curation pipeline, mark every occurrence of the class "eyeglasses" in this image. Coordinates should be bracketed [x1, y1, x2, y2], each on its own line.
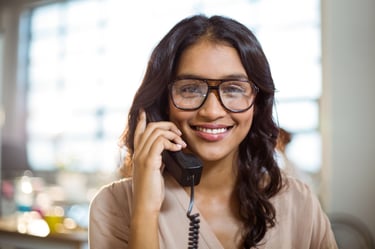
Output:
[169, 78, 259, 113]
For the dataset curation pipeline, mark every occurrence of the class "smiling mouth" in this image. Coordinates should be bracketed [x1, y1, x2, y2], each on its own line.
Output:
[194, 126, 232, 134]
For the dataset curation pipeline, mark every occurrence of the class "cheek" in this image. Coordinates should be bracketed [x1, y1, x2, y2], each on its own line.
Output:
[168, 101, 191, 127]
[246, 111, 254, 126]
[237, 110, 254, 134]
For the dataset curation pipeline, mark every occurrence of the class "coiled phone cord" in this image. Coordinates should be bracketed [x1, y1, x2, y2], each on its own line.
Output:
[186, 175, 200, 249]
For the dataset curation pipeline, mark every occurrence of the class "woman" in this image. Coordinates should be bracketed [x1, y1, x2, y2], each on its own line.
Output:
[89, 15, 337, 249]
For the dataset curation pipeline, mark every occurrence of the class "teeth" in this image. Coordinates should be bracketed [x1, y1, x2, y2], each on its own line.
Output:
[196, 127, 227, 134]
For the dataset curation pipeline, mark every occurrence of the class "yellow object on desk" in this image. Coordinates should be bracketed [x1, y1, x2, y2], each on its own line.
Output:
[43, 206, 65, 233]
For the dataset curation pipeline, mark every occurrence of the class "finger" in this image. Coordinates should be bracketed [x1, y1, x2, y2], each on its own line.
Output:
[142, 121, 182, 141]
[134, 110, 147, 149]
[143, 122, 186, 149]
[146, 137, 184, 168]
[137, 121, 181, 150]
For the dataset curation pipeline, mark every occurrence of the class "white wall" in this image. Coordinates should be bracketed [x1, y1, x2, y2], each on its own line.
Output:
[322, 0, 375, 240]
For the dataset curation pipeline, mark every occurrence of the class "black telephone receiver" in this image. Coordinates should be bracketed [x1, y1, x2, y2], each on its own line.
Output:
[146, 110, 203, 187]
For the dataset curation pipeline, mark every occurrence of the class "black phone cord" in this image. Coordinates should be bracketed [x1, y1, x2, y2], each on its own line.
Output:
[186, 175, 200, 249]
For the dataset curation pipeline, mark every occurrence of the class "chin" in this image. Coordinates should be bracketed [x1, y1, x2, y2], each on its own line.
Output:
[195, 150, 228, 162]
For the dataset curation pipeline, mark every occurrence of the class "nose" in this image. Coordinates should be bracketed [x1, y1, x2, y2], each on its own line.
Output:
[197, 91, 227, 118]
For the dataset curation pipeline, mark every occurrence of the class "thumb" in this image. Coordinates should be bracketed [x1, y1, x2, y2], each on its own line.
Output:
[134, 109, 146, 149]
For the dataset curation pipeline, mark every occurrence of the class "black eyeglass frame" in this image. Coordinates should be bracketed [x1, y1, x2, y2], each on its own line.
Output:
[168, 78, 259, 113]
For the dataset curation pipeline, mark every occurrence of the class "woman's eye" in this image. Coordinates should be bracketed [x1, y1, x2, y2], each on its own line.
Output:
[221, 83, 246, 94]
[180, 84, 200, 93]
[177, 83, 205, 97]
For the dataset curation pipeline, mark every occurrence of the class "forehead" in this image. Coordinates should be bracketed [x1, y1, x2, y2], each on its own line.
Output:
[176, 40, 247, 79]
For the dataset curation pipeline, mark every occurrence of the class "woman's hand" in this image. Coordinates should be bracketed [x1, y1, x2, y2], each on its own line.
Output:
[132, 110, 186, 213]
[129, 110, 186, 249]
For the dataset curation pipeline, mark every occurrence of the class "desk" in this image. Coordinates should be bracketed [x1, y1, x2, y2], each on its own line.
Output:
[0, 219, 88, 249]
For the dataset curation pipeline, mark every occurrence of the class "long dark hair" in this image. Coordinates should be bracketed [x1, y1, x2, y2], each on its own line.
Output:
[121, 15, 282, 248]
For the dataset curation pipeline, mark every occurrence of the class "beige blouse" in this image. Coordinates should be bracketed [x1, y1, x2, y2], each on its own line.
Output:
[89, 173, 338, 249]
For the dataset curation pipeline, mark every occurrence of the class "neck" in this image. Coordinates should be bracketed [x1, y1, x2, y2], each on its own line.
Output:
[192, 156, 237, 195]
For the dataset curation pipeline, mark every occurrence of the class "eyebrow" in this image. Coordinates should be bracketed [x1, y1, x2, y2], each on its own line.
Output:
[176, 73, 249, 80]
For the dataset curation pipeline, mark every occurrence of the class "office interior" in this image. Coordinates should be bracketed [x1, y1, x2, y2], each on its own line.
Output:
[0, 0, 374, 248]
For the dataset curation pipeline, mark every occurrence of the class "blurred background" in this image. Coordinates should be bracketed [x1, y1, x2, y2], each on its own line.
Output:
[0, 0, 374, 248]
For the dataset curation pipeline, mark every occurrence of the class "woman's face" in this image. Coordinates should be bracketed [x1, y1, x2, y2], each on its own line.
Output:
[169, 40, 254, 163]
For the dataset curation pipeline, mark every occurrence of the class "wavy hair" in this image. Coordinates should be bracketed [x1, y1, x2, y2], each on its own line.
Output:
[120, 15, 282, 248]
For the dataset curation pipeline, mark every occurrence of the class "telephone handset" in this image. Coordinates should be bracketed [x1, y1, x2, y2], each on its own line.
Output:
[146, 111, 203, 187]
[162, 151, 202, 187]
[146, 110, 201, 248]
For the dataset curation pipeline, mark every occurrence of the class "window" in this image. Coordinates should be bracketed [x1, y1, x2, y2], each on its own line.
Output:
[26, 0, 321, 182]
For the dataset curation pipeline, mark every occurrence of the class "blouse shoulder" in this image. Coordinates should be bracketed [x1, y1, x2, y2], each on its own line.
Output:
[282, 176, 314, 199]
[88, 178, 133, 249]
[90, 178, 133, 212]
[265, 176, 338, 249]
